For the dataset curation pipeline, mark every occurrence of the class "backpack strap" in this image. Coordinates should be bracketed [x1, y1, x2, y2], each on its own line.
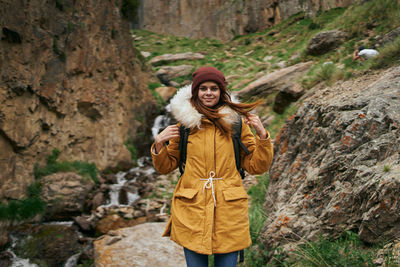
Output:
[178, 124, 190, 176]
[232, 115, 250, 179]
[178, 115, 249, 179]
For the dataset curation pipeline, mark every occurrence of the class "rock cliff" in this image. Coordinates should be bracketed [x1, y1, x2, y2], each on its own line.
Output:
[260, 65, 400, 257]
[0, 0, 157, 200]
[138, 0, 356, 41]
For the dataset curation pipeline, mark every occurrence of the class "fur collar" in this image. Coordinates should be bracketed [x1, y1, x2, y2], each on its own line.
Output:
[170, 84, 238, 129]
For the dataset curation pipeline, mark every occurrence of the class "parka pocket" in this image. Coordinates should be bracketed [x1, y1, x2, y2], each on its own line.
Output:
[222, 186, 248, 201]
[175, 188, 198, 199]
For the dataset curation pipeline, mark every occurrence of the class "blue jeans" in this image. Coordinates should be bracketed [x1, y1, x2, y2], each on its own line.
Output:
[183, 247, 238, 267]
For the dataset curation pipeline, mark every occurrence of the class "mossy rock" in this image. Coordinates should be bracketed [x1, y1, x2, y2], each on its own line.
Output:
[13, 224, 81, 266]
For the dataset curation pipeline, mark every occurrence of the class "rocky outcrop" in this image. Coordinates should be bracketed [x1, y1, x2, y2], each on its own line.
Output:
[234, 62, 312, 110]
[155, 65, 194, 86]
[41, 172, 95, 220]
[374, 26, 400, 48]
[94, 223, 186, 267]
[149, 52, 204, 65]
[138, 0, 356, 41]
[306, 30, 347, 55]
[0, 1, 157, 200]
[260, 65, 400, 258]
[12, 224, 81, 266]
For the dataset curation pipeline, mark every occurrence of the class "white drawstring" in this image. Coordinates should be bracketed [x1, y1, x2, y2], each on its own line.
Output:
[200, 171, 222, 207]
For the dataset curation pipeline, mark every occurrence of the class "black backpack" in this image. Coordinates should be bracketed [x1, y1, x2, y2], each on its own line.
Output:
[177, 114, 249, 263]
[178, 114, 250, 179]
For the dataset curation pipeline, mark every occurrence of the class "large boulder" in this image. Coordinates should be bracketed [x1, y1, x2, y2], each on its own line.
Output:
[273, 83, 305, 114]
[306, 30, 347, 55]
[149, 52, 204, 65]
[94, 222, 186, 267]
[260, 65, 400, 258]
[155, 65, 193, 85]
[12, 224, 81, 266]
[234, 61, 312, 102]
[41, 172, 95, 220]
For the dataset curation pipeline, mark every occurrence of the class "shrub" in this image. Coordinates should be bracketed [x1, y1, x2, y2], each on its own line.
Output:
[0, 182, 46, 221]
[370, 37, 400, 69]
[34, 149, 98, 184]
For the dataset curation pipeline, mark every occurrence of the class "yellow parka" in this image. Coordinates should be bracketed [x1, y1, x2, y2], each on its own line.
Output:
[151, 85, 273, 255]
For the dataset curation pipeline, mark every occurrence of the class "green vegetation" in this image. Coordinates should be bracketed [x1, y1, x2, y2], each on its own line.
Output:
[383, 164, 392, 173]
[52, 36, 66, 62]
[147, 82, 165, 109]
[282, 231, 378, 266]
[370, 37, 400, 69]
[124, 137, 138, 164]
[131, 0, 400, 265]
[132, 0, 400, 97]
[0, 182, 46, 221]
[244, 173, 270, 266]
[34, 148, 98, 184]
[247, 173, 269, 242]
[340, 0, 400, 37]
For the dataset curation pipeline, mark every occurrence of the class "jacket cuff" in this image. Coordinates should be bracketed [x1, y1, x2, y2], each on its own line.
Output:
[151, 142, 167, 157]
[257, 129, 271, 141]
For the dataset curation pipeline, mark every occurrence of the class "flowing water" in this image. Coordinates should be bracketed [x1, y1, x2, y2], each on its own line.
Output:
[6, 101, 172, 267]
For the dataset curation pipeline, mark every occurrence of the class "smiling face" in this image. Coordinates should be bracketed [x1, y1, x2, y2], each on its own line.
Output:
[197, 81, 221, 108]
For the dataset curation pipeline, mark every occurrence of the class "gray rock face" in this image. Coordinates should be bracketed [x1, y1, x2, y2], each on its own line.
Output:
[234, 61, 312, 105]
[138, 0, 356, 42]
[94, 222, 186, 267]
[306, 30, 347, 55]
[260, 65, 400, 256]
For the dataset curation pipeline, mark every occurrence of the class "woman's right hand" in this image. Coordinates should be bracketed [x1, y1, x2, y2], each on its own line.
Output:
[154, 125, 180, 154]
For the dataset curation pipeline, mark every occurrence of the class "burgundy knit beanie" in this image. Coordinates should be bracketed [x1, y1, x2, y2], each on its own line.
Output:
[191, 66, 227, 95]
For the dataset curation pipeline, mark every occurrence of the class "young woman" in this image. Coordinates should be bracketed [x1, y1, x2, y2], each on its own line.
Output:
[151, 66, 273, 267]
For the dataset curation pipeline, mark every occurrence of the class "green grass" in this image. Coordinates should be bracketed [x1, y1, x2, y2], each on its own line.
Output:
[244, 173, 270, 266]
[339, 0, 400, 37]
[287, 231, 376, 267]
[124, 138, 138, 164]
[370, 36, 400, 69]
[131, 1, 400, 265]
[383, 165, 392, 173]
[247, 173, 270, 242]
[34, 149, 98, 184]
[0, 182, 46, 221]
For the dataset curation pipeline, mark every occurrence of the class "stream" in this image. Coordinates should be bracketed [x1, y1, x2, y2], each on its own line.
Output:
[4, 105, 173, 267]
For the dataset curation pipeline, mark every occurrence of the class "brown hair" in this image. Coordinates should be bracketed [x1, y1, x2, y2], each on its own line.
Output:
[190, 86, 261, 135]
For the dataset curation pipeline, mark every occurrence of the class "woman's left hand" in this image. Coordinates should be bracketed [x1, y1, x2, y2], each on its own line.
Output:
[244, 114, 268, 139]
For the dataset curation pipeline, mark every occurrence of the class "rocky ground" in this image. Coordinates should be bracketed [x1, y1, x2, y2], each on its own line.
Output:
[260, 64, 400, 262]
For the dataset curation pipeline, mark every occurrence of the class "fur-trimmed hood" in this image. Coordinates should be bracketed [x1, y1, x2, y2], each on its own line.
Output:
[170, 84, 238, 129]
